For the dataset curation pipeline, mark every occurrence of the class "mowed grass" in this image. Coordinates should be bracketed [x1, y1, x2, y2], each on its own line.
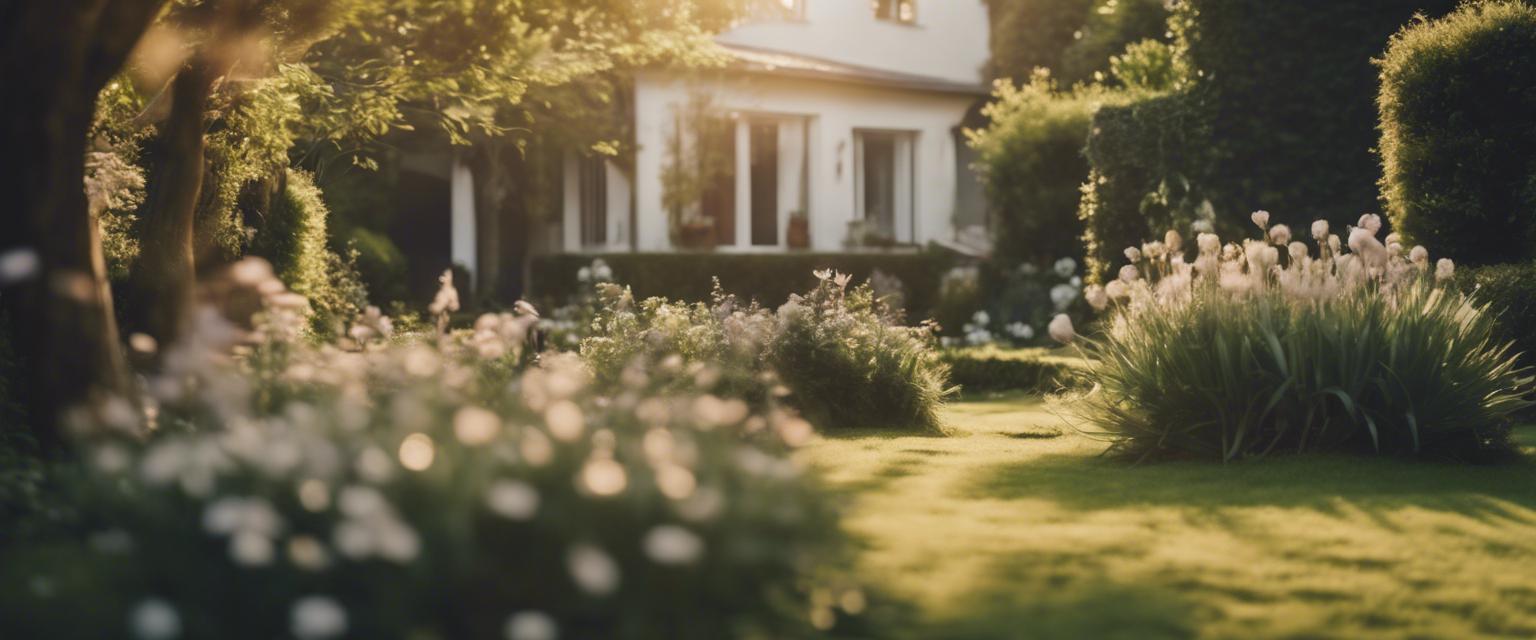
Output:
[801, 394, 1536, 639]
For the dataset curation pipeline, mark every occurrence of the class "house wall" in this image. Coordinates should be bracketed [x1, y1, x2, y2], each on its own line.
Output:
[718, 0, 990, 85]
[628, 71, 979, 252]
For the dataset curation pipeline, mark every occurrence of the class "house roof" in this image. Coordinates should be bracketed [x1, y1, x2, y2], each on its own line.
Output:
[717, 43, 988, 96]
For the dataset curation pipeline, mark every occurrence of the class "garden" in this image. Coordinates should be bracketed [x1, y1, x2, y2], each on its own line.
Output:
[2, 0, 1536, 638]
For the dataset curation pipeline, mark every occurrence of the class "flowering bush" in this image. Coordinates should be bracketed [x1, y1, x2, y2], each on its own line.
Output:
[0, 276, 865, 638]
[580, 271, 951, 433]
[767, 273, 951, 433]
[1065, 213, 1533, 461]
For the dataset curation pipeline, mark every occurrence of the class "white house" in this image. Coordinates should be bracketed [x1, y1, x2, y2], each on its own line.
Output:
[429, 0, 991, 296]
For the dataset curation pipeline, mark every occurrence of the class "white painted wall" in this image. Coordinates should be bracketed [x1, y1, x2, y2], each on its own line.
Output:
[718, 0, 990, 85]
[630, 71, 978, 252]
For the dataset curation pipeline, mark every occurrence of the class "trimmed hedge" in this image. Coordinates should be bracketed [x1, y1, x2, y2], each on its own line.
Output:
[1379, 1, 1536, 267]
[1456, 262, 1536, 372]
[529, 252, 957, 319]
[1079, 92, 1210, 282]
[940, 347, 1085, 395]
[971, 76, 1132, 268]
[247, 169, 368, 336]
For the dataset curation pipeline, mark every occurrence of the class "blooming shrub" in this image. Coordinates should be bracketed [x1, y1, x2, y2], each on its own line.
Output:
[767, 274, 952, 433]
[580, 272, 952, 433]
[1067, 214, 1533, 461]
[0, 278, 864, 638]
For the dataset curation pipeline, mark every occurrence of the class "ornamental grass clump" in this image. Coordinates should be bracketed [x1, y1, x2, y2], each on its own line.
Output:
[1067, 213, 1533, 462]
[0, 266, 864, 639]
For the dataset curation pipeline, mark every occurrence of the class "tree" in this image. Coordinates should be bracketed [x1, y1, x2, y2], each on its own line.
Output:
[0, 0, 167, 451]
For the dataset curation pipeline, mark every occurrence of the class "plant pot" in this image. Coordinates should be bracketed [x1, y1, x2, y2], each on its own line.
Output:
[677, 221, 716, 249]
[787, 217, 810, 249]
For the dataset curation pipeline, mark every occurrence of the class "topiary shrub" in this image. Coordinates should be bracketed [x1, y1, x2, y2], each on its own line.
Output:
[248, 169, 368, 337]
[1378, 1, 1536, 266]
[1070, 216, 1532, 462]
[940, 347, 1084, 395]
[1078, 91, 1211, 282]
[970, 73, 1132, 268]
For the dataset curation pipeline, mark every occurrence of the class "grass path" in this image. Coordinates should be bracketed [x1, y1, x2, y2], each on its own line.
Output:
[800, 394, 1536, 639]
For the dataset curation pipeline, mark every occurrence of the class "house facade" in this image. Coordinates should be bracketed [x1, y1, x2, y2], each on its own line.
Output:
[424, 0, 990, 297]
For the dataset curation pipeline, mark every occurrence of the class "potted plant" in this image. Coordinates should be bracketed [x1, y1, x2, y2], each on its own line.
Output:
[677, 215, 717, 249]
[787, 210, 810, 249]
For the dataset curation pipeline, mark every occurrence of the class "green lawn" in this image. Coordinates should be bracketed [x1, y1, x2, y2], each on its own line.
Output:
[801, 395, 1536, 639]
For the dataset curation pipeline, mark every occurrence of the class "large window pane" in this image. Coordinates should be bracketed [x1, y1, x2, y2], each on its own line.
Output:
[750, 122, 779, 246]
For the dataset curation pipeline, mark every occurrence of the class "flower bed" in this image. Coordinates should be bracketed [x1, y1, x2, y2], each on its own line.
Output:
[1065, 213, 1533, 461]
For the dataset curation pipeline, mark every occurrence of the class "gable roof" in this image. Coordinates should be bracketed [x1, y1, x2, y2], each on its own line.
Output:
[718, 43, 987, 96]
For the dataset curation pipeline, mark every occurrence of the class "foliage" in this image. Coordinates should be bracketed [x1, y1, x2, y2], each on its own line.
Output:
[984, 0, 1096, 81]
[1456, 262, 1536, 379]
[660, 93, 735, 234]
[1106, 38, 1184, 93]
[1079, 92, 1212, 282]
[1058, 0, 1172, 86]
[1070, 216, 1532, 462]
[0, 289, 861, 639]
[970, 72, 1133, 267]
[530, 252, 957, 323]
[1378, 1, 1536, 266]
[940, 347, 1083, 395]
[247, 169, 368, 338]
[767, 276, 952, 433]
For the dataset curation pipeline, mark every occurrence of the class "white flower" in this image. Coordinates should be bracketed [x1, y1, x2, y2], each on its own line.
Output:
[971, 310, 991, 327]
[1123, 246, 1142, 263]
[1118, 265, 1140, 283]
[505, 612, 559, 640]
[1084, 284, 1109, 311]
[1311, 219, 1330, 241]
[1050, 284, 1078, 310]
[591, 260, 613, 282]
[1005, 322, 1035, 340]
[291, 596, 347, 640]
[486, 480, 540, 520]
[1436, 258, 1455, 282]
[1410, 245, 1429, 265]
[230, 531, 275, 566]
[1048, 314, 1075, 344]
[129, 599, 181, 640]
[1164, 230, 1184, 254]
[1053, 257, 1077, 278]
[0, 247, 41, 285]
[567, 544, 621, 596]
[1287, 242, 1309, 264]
[1197, 233, 1220, 255]
[1357, 213, 1382, 234]
[1251, 210, 1270, 229]
[454, 406, 502, 445]
[1104, 280, 1128, 300]
[1268, 224, 1291, 246]
[576, 267, 592, 283]
[644, 525, 705, 565]
[287, 536, 330, 571]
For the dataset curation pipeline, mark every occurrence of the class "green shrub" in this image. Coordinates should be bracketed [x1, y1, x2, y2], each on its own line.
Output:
[767, 278, 952, 433]
[1071, 219, 1532, 462]
[940, 347, 1084, 395]
[985, 0, 1096, 81]
[1378, 1, 1536, 266]
[530, 252, 955, 322]
[0, 306, 862, 639]
[970, 74, 1132, 267]
[248, 169, 368, 337]
[1457, 262, 1536, 375]
[1079, 92, 1211, 282]
[1058, 0, 1172, 85]
[344, 227, 409, 306]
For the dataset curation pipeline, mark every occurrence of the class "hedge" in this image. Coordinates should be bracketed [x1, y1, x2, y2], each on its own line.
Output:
[247, 169, 368, 336]
[971, 77, 1132, 268]
[1456, 261, 1536, 418]
[529, 252, 957, 319]
[1379, 1, 1536, 267]
[940, 347, 1086, 395]
[1079, 91, 1210, 282]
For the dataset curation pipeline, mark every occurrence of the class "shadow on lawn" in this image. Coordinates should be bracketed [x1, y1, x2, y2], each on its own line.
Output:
[965, 450, 1536, 519]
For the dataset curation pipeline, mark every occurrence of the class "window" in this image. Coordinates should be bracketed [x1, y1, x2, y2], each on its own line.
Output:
[578, 155, 607, 246]
[854, 130, 916, 243]
[873, 0, 915, 24]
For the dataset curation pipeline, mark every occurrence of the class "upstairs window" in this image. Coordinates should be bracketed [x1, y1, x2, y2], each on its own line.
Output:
[873, 0, 916, 24]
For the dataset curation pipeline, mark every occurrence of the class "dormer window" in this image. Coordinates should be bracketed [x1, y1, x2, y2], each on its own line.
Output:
[873, 0, 916, 24]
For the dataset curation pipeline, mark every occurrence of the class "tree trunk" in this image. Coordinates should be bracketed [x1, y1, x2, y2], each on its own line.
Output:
[0, 0, 166, 451]
[469, 141, 510, 300]
[129, 56, 220, 348]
